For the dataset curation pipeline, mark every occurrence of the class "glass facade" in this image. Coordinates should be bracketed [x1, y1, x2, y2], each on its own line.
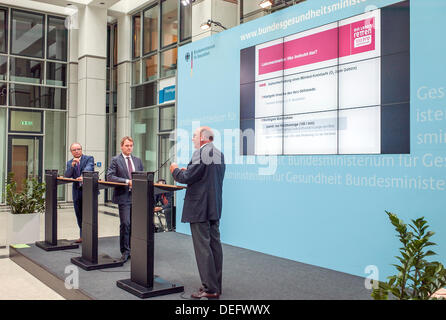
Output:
[130, 0, 187, 203]
[179, 1, 192, 42]
[0, 108, 5, 202]
[131, 0, 190, 110]
[106, 23, 118, 201]
[9, 57, 44, 84]
[160, 47, 177, 78]
[11, 10, 45, 58]
[131, 107, 158, 172]
[47, 16, 67, 61]
[46, 62, 66, 86]
[0, 9, 7, 53]
[44, 110, 66, 200]
[161, 0, 178, 48]
[143, 54, 157, 81]
[144, 6, 158, 54]
[0, 6, 68, 202]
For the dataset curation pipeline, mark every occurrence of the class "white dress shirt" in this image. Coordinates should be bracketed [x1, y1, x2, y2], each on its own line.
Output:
[122, 153, 135, 183]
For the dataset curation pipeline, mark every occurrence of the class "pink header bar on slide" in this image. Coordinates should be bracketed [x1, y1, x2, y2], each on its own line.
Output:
[258, 18, 376, 75]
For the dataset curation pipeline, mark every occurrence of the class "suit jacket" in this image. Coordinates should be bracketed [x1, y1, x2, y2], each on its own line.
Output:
[106, 154, 144, 204]
[173, 143, 225, 223]
[64, 155, 95, 201]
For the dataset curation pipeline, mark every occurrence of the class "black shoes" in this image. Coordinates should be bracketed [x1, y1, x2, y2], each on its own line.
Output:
[191, 291, 220, 299]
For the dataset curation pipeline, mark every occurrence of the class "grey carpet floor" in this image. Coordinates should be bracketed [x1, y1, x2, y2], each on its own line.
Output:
[14, 232, 373, 300]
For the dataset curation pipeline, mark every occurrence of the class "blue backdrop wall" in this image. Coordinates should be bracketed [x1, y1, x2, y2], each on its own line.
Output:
[175, 0, 446, 281]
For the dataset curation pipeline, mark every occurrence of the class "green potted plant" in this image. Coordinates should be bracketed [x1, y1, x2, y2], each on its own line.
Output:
[4, 172, 45, 245]
[371, 211, 446, 300]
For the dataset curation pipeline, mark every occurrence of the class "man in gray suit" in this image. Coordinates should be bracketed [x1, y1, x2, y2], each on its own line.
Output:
[106, 136, 144, 262]
[170, 126, 225, 299]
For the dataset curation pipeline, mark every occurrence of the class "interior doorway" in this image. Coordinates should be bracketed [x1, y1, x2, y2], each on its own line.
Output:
[7, 136, 43, 192]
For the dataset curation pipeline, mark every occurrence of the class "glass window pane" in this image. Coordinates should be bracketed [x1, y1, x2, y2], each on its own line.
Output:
[0, 108, 5, 202]
[160, 47, 177, 78]
[9, 84, 41, 108]
[41, 87, 67, 109]
[45, 110, 66, 200]
[107, 25, 111, 67]
[161, 0, 178, 47]
[0, 55, 7, 80]
[106, 68, 110, 91]
[106, 92, 110, 113]
[46, 62, 66, 86]
[11, 10, 44, 58]
[47, 16, 67, 61]
[159, 106, 175, 131]
[0, 9, 7, 53]
[9, 84, 66, 109]
[10, 57, 43, 84]
[113, 67, 117, 92]
[131, 82, 156, 109]
[131, 107, 158, 171]
[158, 134, 175, 185]
[180, 1, 192, 41]
[132, 60, 140, 85]
[0, 83, 6, 105]
[133, 14, 141, 58]
[143, 54, 157, 81]
[144, 6, 159, 54]
[113, 24, 118, 66]
[113, 92, 117, 113]
[9, 109, 42, 133]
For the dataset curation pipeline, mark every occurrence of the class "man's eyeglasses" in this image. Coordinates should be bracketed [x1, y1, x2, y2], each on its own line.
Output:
[71, 148, 82, 151]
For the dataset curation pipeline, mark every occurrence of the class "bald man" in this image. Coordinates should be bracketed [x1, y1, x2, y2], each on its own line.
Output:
[170, 126, 225, 299]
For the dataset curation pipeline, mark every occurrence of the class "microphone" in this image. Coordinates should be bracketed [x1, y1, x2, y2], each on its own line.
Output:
[98, 168, 107, 180]
[154, 155, 174, 176]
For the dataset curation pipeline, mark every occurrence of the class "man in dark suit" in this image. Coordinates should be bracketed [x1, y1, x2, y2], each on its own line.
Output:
[170, 126, 225, 299]
[106, 136, 144, 263]
[64, 142, 95, 243]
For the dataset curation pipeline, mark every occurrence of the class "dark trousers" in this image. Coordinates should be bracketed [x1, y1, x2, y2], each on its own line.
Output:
[190, 220, 223, 294]
[73, 192, 83, 237]
[118, 203, 132, 254]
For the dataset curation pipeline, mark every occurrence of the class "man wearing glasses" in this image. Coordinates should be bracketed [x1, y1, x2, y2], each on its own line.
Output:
[64, 142, 95, 243]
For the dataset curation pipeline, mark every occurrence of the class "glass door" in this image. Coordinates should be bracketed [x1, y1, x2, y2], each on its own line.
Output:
[7, 136, 43, 192]
[158, 134, 175, 185]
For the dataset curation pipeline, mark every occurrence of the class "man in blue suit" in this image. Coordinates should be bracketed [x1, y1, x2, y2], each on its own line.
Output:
[170, 126, 225, 299]
[64, 142, 95, 243]
[106, 136, 144, 263]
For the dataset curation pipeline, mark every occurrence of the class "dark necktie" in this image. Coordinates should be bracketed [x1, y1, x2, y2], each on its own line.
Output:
[76, 162, 81, 178]
[127, 156, 133, 179]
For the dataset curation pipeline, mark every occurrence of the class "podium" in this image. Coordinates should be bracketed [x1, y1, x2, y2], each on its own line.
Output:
[70, 171, 125, 270]
[36, 170, 80, 251]
[117, 172, 186, 298]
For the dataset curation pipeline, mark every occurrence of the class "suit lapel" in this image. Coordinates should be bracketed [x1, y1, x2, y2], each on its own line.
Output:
[79, 156, 85, 171]
[119, 154, 130, 179]
[131, 156, 139, 171]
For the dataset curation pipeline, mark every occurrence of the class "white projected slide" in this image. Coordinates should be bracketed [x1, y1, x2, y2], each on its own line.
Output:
[251, 10, 383, 155]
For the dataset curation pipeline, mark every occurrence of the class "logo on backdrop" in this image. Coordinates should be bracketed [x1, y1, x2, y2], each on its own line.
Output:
[186, 44, 216, 77]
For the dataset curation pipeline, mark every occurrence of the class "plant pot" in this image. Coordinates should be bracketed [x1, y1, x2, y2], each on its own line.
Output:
[6, 212, 41, 245]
